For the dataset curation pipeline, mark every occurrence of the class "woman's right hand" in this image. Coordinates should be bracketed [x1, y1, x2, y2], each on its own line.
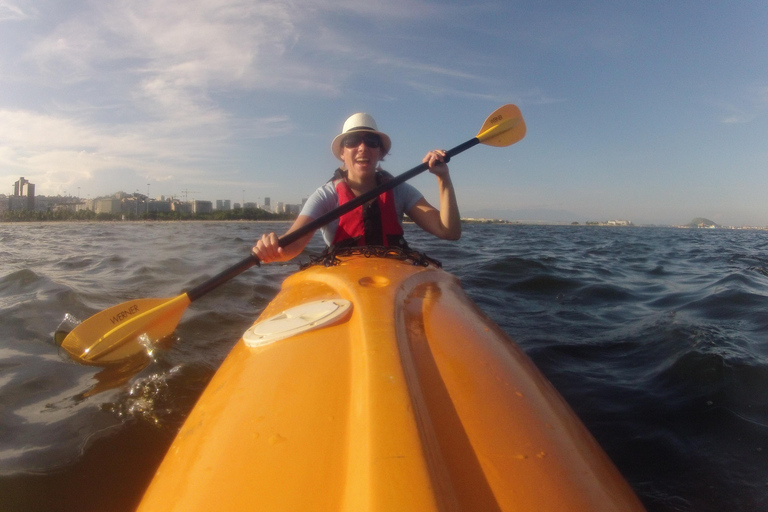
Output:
[252, 232, 285, 264]
[251, 215, 318, 264]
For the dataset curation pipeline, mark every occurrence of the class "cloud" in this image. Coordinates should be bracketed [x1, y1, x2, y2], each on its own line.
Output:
[0, 1, 30, 22]
[290, 0, 441, 20]
[14, 0, 481, 126]
[2, 1, 320, 193]
[0, 107, 293, 194]
[2, 0, 514, 197]
[25, 1, 309, 93]
[376, 56, 480, 81]
[719, 84, 768, 124]
[22, 0, 444, 97]
[18, 0, 487, 106]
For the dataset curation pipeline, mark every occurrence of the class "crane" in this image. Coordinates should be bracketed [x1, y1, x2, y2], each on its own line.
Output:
[181, 189, 199, 202]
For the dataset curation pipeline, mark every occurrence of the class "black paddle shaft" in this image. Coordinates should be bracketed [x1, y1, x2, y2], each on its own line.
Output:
[186, 137, 480, 302]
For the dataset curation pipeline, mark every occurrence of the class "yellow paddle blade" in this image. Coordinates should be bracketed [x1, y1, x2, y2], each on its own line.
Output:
[61, 294, 192, 365]
[476, 104, 526, 147]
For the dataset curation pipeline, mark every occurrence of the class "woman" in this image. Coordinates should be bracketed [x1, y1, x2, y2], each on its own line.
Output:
[252, 112, 461, 263]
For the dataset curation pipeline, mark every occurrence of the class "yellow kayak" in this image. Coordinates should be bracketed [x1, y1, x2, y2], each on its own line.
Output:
[137, 251, 646, 511]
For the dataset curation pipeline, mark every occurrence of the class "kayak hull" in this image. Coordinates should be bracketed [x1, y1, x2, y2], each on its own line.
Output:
[138, 255, 645, 511]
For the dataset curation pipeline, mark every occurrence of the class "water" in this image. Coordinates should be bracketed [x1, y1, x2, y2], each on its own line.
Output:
[2, 221, 768, 511]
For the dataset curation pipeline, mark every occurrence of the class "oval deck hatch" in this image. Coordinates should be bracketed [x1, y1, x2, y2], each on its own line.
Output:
[243, 299, 352, 347]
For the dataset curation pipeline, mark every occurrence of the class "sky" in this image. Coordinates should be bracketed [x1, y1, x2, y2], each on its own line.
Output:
[1, 0, 767, 226]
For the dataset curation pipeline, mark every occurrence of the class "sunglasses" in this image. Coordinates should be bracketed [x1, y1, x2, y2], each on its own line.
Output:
[342, 132, 382, 149]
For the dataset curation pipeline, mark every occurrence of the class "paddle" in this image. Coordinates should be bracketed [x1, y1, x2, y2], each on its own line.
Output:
[59, 104, 526, 365]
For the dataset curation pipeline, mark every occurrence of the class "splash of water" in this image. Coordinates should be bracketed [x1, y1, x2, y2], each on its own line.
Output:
[53, 313, 82, 346]
[104, 366, 183, 426]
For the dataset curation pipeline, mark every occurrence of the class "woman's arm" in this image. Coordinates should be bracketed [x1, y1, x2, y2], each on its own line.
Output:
[406, 150, 461, 240]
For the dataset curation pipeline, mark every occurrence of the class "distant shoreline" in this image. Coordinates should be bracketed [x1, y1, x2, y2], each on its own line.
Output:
[0, 218, 296, 224]
[4, 217, 767, 230]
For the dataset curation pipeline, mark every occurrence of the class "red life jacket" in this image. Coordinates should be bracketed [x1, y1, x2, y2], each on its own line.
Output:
[332, 174, 404, 247]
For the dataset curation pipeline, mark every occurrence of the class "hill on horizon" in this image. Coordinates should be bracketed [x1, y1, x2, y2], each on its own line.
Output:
[687, 217, 720, 228]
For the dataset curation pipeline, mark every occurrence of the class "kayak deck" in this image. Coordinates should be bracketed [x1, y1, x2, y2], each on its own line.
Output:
[137, 254, 645, 511]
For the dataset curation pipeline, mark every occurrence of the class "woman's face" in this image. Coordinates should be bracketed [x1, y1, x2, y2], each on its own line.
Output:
[340, 132, 383, 180]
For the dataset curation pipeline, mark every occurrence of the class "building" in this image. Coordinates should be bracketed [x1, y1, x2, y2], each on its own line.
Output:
[149, 199, 172, 213]
[192, 200, 213, 214]
[94, 198, 122, 214]
[172, 201, 192, 214]
[10, 177, 35, 211]
[216, 199, 231, 211]
[285, 204, 302, 215]
[77, 199, 93, 212]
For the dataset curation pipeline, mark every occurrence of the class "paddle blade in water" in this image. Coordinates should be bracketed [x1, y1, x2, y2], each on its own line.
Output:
[475, 104, 526, 147]
[61, 295, 191, 365]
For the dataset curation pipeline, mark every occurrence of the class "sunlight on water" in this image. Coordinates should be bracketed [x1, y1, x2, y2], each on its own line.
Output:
[138, 333, 156, 358]
[104, 366, 182, 426]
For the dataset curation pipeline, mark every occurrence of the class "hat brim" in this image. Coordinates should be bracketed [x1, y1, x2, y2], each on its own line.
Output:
[331, 129, 391, 161]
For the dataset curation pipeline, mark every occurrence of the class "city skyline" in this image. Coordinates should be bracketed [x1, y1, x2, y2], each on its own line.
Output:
[2, 2, 768, 226]
[4, 176, 292, 210]
[3, 175, 310, 219]
[2, 175, 755, 227]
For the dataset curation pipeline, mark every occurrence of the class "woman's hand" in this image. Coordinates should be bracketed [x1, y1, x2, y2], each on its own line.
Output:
[252, 232, 285, 264]
[251, 215, 318, 264]
[423, 149, 449, 178]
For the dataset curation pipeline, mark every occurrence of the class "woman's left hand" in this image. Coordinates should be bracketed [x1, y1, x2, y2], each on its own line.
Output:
[423, 149, 449, 177]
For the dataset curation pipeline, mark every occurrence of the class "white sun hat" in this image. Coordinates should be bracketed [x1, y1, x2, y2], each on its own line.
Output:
[330, 112, 392, 161]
